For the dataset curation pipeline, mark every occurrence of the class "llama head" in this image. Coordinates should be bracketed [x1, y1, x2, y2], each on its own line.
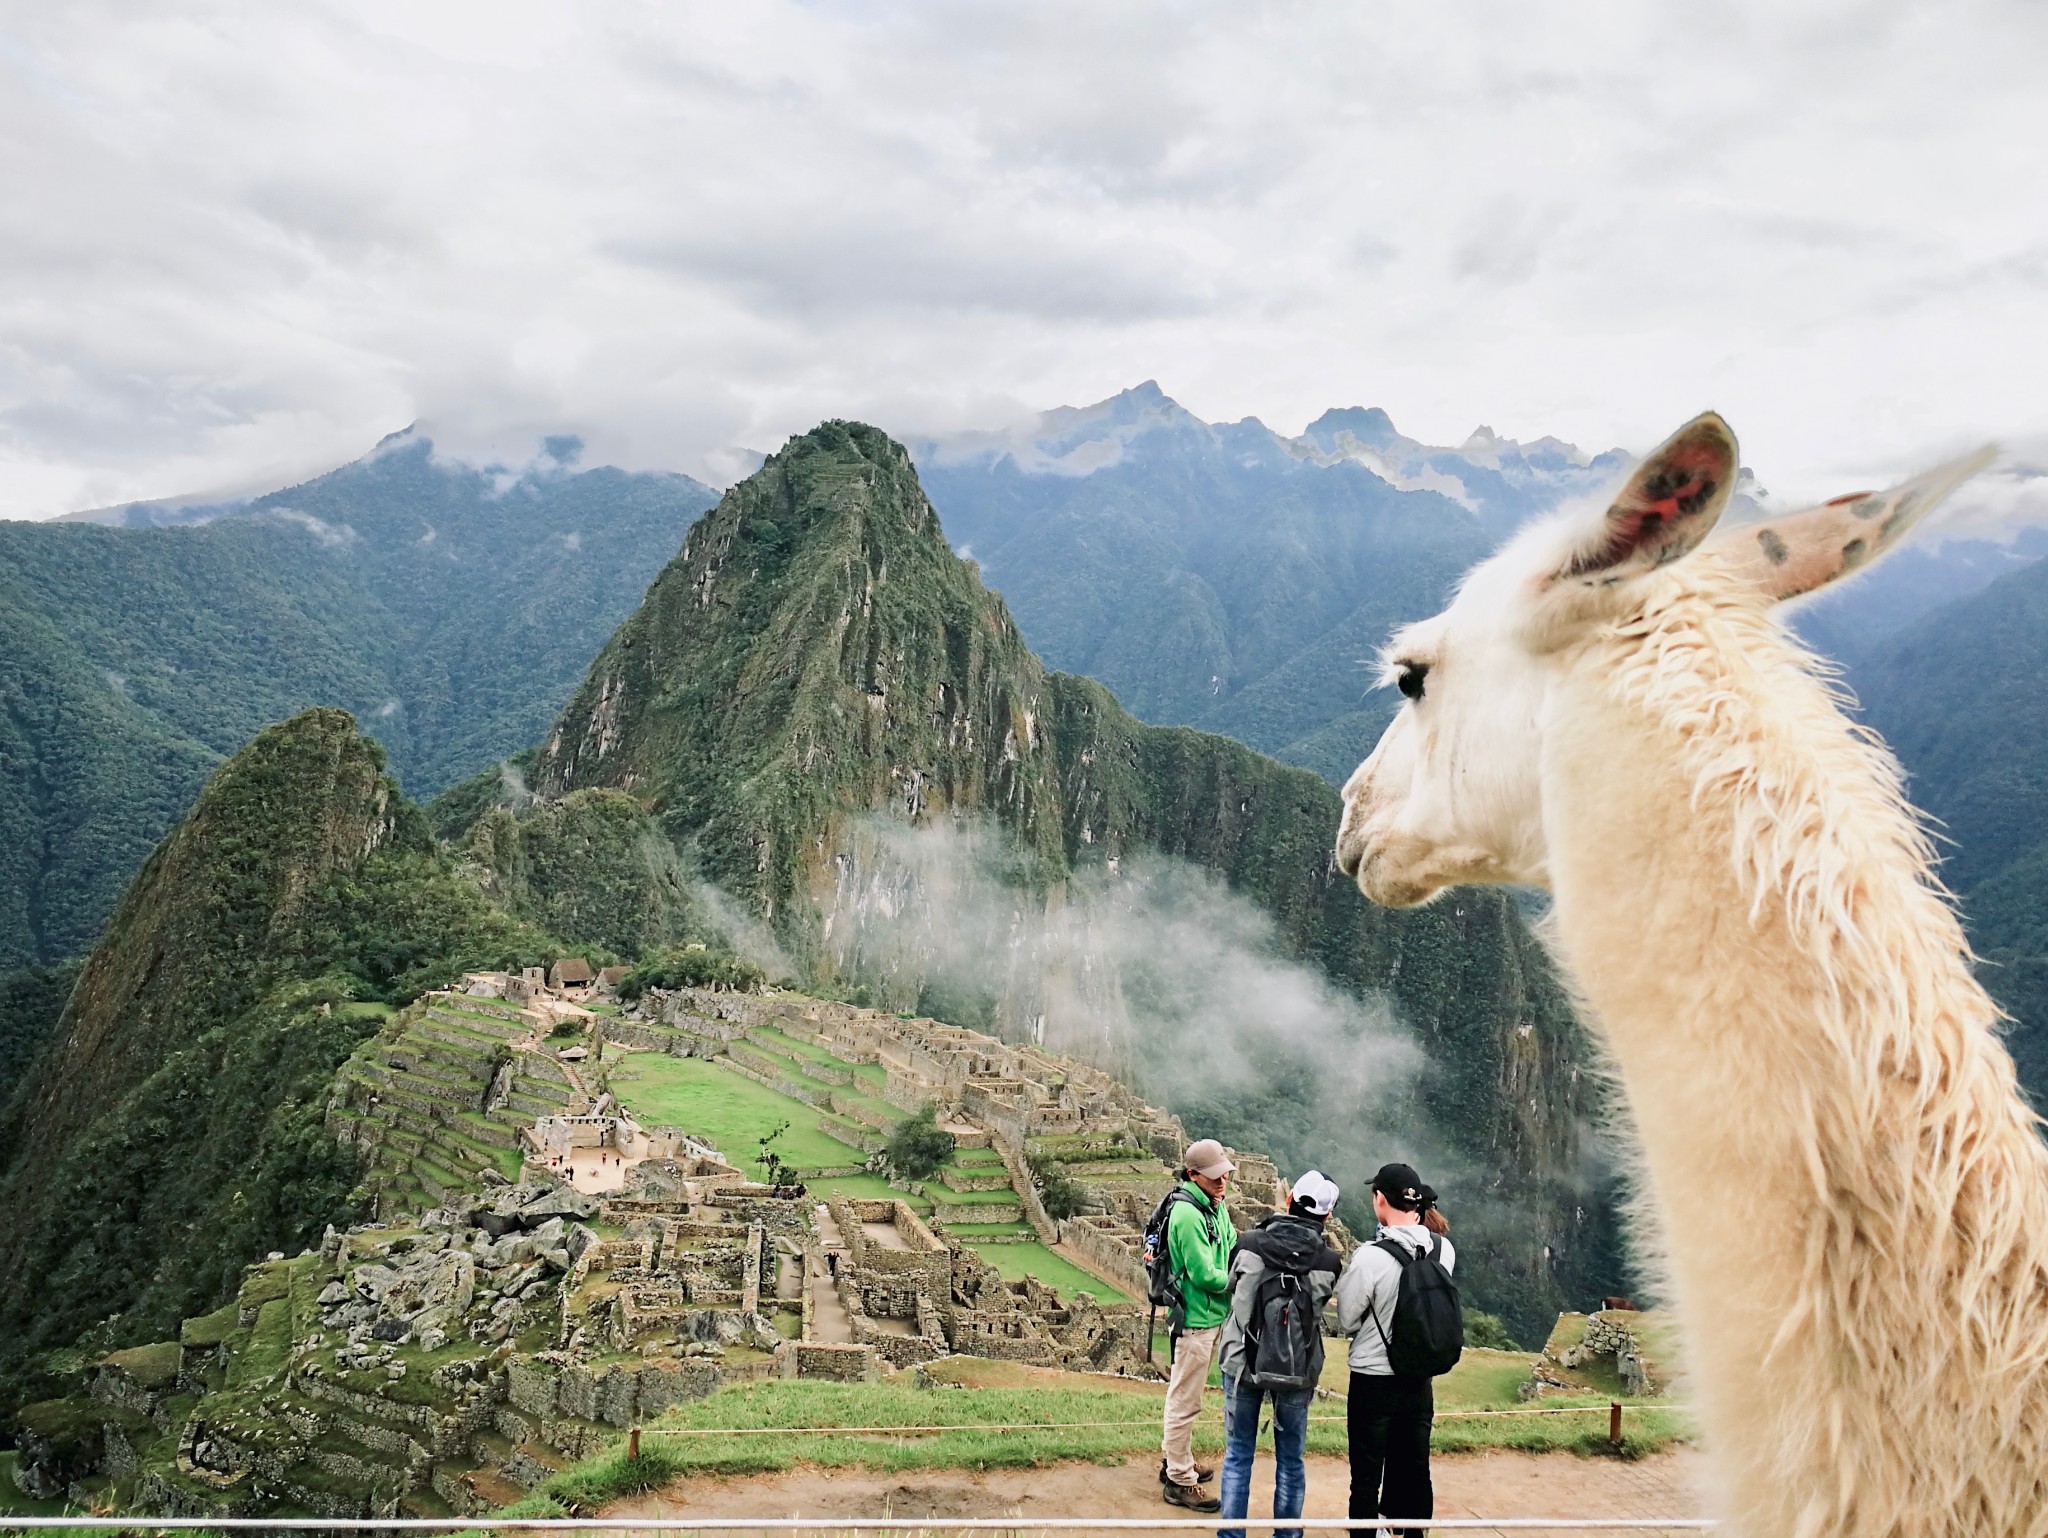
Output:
[1334, 412, 1993, 907]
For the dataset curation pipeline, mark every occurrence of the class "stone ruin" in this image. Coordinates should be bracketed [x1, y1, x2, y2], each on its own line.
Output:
[13, 976, 1330, 1520]
[1522, 1308, 1674, 1399]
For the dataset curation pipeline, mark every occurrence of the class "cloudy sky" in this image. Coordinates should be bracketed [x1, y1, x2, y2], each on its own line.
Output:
[2, 0, 2044, 518]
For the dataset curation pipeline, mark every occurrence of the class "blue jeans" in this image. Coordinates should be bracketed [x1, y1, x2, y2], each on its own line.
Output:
[1217, 1371, 1313, 1538]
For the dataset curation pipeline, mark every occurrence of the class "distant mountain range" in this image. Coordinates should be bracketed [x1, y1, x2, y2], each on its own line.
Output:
[912, 382, 1641, 783]
[0, 433, 715, 967]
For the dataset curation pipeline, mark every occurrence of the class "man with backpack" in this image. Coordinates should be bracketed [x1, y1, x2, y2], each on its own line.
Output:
[1335, 1162, 1461, 1537]
[1150, 1139, 1237, 1511]
[1214, 1170, 1344, 1538]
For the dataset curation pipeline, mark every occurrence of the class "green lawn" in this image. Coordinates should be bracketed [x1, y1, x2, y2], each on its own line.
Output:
[605, 1054, 864, 1176]
[965, 1241, 1129, 1304]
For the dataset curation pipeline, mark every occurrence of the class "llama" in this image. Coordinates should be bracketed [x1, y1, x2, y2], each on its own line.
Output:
[1335, 416, 2047, 1537]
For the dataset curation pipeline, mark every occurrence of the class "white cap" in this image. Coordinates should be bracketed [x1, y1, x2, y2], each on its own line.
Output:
[1291, 1170, 1340, 1217]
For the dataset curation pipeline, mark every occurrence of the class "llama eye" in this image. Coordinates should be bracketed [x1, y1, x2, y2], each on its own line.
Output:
[1397, 663, 1428, 701]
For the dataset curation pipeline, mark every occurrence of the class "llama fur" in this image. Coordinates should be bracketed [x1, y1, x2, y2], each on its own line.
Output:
[1337, 419, 2048, 1537]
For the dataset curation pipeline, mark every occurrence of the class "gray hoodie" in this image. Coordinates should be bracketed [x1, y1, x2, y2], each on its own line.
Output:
[1216, 1211, 1342, 1386]
[1334, 1222, 1457, 1376]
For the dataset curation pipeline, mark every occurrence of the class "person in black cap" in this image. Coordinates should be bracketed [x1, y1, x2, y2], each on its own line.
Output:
[1334, 1162, 1455, 1537]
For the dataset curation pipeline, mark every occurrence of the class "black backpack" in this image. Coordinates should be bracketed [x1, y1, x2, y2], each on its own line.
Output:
[1142, 1188, 1214, 1315]
[1245, 1266, 1324, 1391]
[1369, 1235, 1463, 1378]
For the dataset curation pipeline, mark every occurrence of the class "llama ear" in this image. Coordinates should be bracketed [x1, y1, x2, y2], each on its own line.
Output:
[1555, 413, 1739, 585]
[1719, 447, 1996, 603]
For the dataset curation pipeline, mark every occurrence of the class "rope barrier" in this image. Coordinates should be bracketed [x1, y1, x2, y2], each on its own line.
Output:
[0, 1520, 1715, 1531]
[636, 1406, 1687, 1436]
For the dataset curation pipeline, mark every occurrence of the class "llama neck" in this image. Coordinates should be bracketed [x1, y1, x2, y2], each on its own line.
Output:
[1538, 605, 2048, 1503]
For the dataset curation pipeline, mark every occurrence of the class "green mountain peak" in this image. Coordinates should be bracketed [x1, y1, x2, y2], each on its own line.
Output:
[534, 421, 1067, 928]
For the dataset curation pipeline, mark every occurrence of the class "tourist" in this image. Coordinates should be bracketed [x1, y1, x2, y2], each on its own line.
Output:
[1159, 1138, 1236, 1513]
[1335, 1163, 1458, 1537]
[1215, 1171, 1343, 1538]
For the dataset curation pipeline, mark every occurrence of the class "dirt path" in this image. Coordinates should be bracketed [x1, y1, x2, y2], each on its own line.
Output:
[619, 1448, 1708, 1533]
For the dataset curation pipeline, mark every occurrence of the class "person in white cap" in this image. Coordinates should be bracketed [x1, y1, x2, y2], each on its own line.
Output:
[1158, 1138, 1236, 1511]
[1213, 1171, 1344, 1538]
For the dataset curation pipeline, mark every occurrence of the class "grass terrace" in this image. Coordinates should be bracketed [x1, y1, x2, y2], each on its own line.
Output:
[604, 1052, 866, 1175]
[962, 1241, 1129, 1303]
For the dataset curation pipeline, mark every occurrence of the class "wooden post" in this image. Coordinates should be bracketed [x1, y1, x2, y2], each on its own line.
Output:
[629, 1426, 641, 1461]
[1609, 1402, 1623, 1447]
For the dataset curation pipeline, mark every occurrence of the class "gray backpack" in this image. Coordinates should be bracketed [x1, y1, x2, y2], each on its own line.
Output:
[1246, 1264, 1324, 1391]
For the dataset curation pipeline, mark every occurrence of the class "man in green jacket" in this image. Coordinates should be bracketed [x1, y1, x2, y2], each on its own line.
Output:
[1160, 1138, 1236, 1511]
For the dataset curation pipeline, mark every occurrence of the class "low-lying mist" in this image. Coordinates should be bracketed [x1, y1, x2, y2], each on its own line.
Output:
[817, 817, 1460, 1239]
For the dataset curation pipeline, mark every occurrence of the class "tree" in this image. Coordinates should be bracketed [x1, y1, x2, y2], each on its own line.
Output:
[1025, 1151, 1087, 1220]
[885, 1106, 954, 1180]
[1463, 1309, 1521, 1352]
[757, 1120, 793, 1186]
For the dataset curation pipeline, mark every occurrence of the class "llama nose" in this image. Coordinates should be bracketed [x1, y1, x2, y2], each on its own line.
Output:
[1335, 818, 1366, 878]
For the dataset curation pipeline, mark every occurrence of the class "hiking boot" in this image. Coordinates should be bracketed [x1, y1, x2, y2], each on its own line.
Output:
[1162, 1481, 1222, 1513]
[1159, 1459, 1215, 1484]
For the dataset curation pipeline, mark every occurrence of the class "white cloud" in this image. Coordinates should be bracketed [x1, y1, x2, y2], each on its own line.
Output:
[0, 0, 2043, 517]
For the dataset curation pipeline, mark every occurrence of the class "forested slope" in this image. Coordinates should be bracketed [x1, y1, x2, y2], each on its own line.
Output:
[0, 433, 714, 968]
[0, 710, 558, 1405]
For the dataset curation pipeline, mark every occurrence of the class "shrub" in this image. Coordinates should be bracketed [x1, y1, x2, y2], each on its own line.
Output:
[1463, 1309, 1521, 1352]
[885, 1106, 954, 1180]
[618, 946, 765, 999]
[1026, 1152, 1087, 1220]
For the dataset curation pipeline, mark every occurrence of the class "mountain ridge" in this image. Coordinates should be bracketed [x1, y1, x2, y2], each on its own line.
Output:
[0, 434, 717, 968]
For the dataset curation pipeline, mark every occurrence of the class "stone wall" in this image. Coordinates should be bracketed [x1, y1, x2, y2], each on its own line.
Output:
[787, 1343, 875, 1382]
[1058, 1214, 1149, 1302]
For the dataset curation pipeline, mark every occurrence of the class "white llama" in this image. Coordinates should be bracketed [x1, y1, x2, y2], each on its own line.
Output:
[1335, 415, 2044, 1538]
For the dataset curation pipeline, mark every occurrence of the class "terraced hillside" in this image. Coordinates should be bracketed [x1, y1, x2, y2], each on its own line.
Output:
[330, 994, 589, 1216]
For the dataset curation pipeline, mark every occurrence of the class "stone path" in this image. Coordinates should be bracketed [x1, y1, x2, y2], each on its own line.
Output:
[807, 1203, 853, 1344]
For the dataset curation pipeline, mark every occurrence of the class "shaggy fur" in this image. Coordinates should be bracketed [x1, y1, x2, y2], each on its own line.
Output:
[1338, 418, 2047, 1537]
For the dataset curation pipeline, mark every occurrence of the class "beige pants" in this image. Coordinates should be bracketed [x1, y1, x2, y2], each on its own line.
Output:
[1161, 1325, 1220, 1486]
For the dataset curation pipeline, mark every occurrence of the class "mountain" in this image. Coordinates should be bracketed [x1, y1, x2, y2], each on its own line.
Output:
[0, 433, 717, 968]
[912, 383, 2045, 794]
[446, 420, 1624, 1336]
[0, 709, 556, 1400]
[911, 383, 1632, 783]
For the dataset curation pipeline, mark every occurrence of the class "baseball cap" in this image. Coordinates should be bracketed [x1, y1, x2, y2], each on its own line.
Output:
[1183, 1139, 1236, 1179]
[1290, 1170, 1340, 1217]
[1371, 1162, 1435, 1212]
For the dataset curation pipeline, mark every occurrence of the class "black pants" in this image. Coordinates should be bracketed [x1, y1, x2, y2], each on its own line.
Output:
[1347, 1372, 1433, 1535]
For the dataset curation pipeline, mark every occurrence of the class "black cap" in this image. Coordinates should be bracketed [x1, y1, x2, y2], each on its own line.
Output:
[1372, 1162, 1435, 1212]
